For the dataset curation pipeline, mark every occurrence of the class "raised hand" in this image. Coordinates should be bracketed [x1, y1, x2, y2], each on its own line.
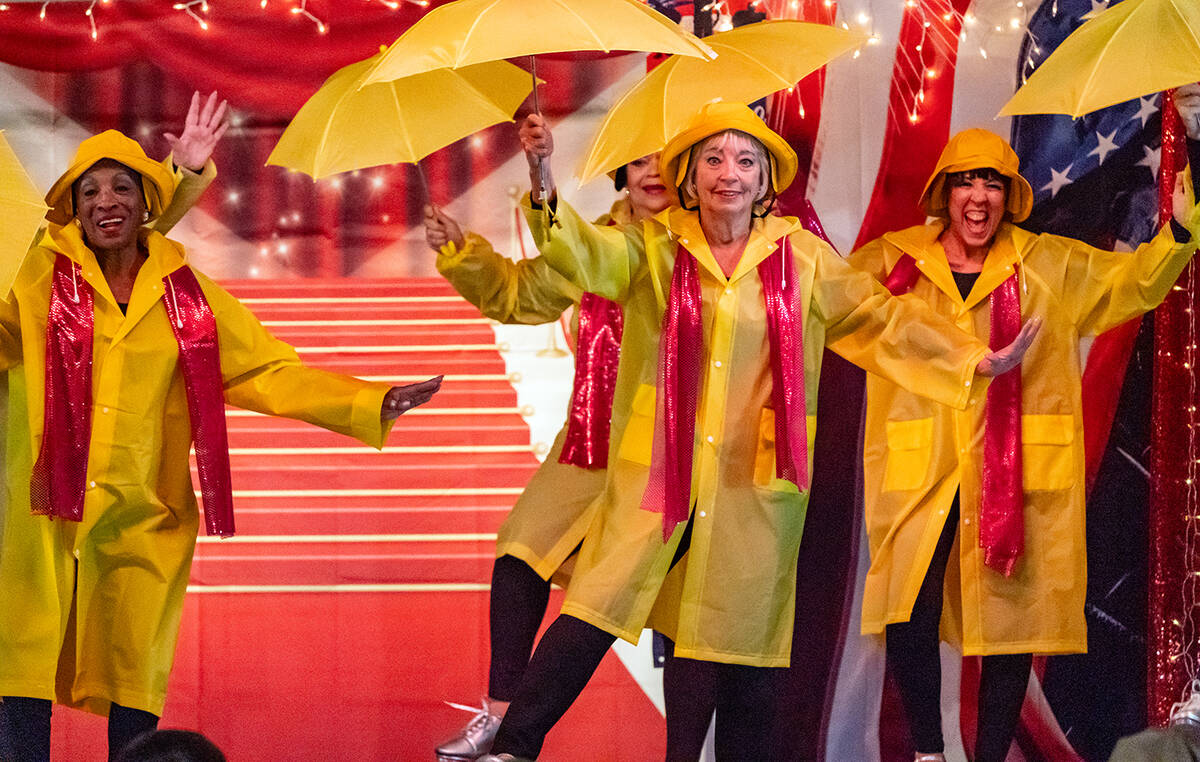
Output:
[381, 375, 443, 420]
[976, 317, 1042, 377]
[424, 205, 465, 252]
[518, 113, 556, 201]
[164, 91, 230, 172]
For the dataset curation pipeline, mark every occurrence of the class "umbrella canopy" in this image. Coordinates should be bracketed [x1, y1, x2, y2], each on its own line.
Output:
[999, 0, 1200, 118]
[359, 0, 715, 86]
[0, 131, 49, 298]
[267, 47, 535, 179]
[576, 20, 865, 185]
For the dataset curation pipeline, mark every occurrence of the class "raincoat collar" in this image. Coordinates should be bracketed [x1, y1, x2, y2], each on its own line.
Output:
[607, 197, 634, 226]
[41, 222, 188, 343]
[655, 206, 798, 284]
[883, 221, 1025, 310]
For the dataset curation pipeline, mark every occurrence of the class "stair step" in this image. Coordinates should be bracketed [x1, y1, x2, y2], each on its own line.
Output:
[189, 538, 495, 586]
[215, 503, 512, 536]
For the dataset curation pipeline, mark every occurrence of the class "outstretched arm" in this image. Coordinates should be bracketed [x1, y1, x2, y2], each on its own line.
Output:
[381, 376, 443, 420]
[425, 204, 578, 324]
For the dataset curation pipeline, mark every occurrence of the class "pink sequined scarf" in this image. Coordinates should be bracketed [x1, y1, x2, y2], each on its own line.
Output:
[30, 255, 236, 537]
[884, 253, 1024, 576]
[558, 292, 623, 468]
[640, 237, 808, 541]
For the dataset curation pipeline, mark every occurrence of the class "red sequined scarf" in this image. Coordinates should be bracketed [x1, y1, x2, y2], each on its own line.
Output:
[640, 237, 808, 541]
[884, 253, 1024, 576]
[30, 255, 236, 537]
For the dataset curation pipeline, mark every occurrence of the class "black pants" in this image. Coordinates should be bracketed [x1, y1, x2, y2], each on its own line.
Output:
[488, 554, 552, 701]
[885, 499, 1033, 762]
[0, 696, 158, 762]
[662, 638, 784, 761]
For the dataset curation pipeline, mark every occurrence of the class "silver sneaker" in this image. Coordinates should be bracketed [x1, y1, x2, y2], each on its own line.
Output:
[435, 699, 503, 761]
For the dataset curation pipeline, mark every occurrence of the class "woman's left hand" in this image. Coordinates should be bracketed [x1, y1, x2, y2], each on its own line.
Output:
[976, 317, 1042, 377]
[381, 375, 444, 420]
[165, 91, 230, 172]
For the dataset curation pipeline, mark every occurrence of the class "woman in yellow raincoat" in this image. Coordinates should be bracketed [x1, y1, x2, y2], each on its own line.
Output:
[847, 125, 1200, 762]
[423, 154, 673, 762]
[476, 103, 1036, 762]
[0, 128, 442, 760]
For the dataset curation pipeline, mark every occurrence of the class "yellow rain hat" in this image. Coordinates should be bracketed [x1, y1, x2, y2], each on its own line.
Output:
[45, 129, 175, 226]
[660, 101, 798, 199]
[919, 128, 1033, 223]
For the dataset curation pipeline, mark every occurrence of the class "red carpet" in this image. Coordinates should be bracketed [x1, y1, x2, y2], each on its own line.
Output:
[50, 278, 664, 760]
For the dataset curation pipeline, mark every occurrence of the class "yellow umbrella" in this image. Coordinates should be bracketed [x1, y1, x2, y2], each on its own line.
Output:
[358, 0, 715, 87]
[267, 47, 535, 180]
[999, 0, 1200, 118]
[0, 131, 49, 299]
[576, 20, 865, 185]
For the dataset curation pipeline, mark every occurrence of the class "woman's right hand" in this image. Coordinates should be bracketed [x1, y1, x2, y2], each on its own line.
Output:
[519, 114, 556, 201]
[519, 113, 554, 167]
[1174, 83, 1200, 142]
[424, 205, 464, 251]
[976, 317, 1042, 377]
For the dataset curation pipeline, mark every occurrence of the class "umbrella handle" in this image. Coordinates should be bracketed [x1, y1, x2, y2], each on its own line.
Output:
[416, 160, 432, 207]
[528, 56, 551, 204]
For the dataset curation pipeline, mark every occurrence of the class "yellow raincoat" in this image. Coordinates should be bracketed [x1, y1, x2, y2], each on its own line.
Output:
[0, 156, 214, 567]
[436, 200, 632, 581]
[0, 223, 394, 716]
[525, 199, 989, 666]
[850, 213, 1200, 655]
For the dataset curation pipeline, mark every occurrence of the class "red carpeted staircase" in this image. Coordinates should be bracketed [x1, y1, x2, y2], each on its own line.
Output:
[50, 278, 663, 761]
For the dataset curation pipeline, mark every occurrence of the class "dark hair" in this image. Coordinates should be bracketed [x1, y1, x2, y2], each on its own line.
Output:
[114, 729, 226, 762]
[613, 164, 627, 191]
[946, 167, 1010, 192]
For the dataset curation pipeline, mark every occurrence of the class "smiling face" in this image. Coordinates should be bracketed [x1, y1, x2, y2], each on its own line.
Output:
[73, 159, 147, 254]
[623, 152, 673, 221]
[685, 130, 769, 222]
[945, 169, 1009, 254]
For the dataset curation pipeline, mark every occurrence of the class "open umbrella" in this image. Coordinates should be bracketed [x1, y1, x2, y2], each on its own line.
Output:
[267, 46, 535, 181]
[358, 0, 715, 87]
[576, 20, 865, 185]
[0, 131, 49, 298]
[998, 0, 1200, 118]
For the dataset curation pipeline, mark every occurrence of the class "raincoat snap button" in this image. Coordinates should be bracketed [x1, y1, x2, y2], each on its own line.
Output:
[713, 360, 722, 368]
[89, 480, 96, 488]
[699, 511, 707, 518]
[706, 435, 714, 443]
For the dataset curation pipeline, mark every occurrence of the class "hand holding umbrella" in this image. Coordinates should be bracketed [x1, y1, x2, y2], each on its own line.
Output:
[1176, 83, 1200, 141]
[520, 114, 556, 202]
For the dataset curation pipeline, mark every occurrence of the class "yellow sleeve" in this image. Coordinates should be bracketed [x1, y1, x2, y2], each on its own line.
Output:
[197, 273, 395, 449]
[437, 232, 580, 324]
[521, 196, 641, 302]
[813, 236, 989, 410]
[1051, 200, 1200, 336]
[153, 155, 217, 235]
[0, 287, 20, 370]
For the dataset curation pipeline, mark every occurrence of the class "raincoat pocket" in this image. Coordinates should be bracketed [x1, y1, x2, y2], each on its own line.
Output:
[1021, 414, 1076, 491]
[883, 418, 934, 492]
[617, 383, 656, 466]
[752, 407, 814, 493]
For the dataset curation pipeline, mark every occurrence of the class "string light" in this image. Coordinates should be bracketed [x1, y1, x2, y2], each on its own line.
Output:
[290, 0, 327, 33]
[172, 0, 210, 31]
